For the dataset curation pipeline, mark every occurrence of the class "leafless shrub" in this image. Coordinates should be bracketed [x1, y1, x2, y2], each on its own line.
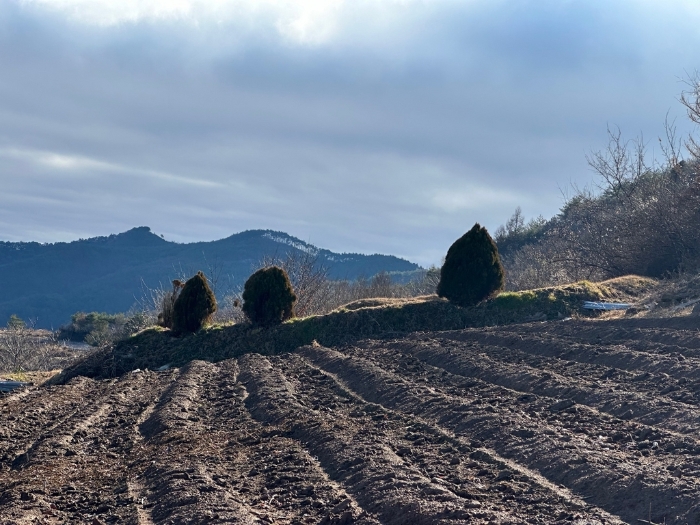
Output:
[406, 267, 441, 296]
[213, 293, 246, 324]
[499, 110, 700, 289]
[157, 280, 184, 329]
[132, 277, 183, 330]
[243, 252, 439, 318]
[306, 270, 439, 313]
[502, 238, 601, 291]
[680, 71, 700, 162]
[0, 319, 62, 372]
[258, 251, 331, 317]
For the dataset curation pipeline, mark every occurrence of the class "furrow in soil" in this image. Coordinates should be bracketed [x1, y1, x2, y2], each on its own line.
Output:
[0, 376, 103, 467]
[396, 337, 700, 433]
[0, 369, 174, 523]
[239, 351, 621, 525]
[442, 328, 700, 384]
[136, 358, 376, 525]
[299, 343, 700, 525]
[511, 318, 700, 350]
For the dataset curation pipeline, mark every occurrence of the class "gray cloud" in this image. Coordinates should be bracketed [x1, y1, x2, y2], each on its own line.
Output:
[1, 0, 700, 265]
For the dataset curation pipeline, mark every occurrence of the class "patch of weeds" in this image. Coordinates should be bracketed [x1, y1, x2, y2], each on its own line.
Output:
[494, 291, 537, 309]
[3, 371, 28, 382]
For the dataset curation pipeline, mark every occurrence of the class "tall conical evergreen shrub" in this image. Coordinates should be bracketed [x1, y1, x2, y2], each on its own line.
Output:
[172, 271, 217, 333]
[437, 223, 505, 307]
[242, 266, 297, 326]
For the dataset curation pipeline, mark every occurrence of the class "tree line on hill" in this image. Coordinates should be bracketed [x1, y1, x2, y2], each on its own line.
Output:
[495, 73, 700, 291]
[0, 228, 420, 329]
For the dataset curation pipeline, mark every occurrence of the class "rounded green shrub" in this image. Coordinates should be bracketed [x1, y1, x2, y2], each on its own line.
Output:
[242, 266, 297, 326]
[437, 223, 505, 307]
[172, 271, 217, 333]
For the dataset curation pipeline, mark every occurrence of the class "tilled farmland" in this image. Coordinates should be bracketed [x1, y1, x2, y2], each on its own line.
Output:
[2, 318, 700, 524]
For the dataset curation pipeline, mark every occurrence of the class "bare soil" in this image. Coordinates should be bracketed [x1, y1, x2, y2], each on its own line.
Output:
[2, 316, 700, 524]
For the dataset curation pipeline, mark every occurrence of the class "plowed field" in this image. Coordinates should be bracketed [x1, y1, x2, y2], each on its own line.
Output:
[2, 317, 700, 524]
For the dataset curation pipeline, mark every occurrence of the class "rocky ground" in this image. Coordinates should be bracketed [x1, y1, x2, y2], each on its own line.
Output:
[2, 316, 700, 524]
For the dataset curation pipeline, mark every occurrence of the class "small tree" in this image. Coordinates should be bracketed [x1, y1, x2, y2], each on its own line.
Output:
[0, 317, 52, 372]
[172, 272, 217, 333]
[242, 266, 297, 326]
[7, 314, 25, 330]
[437, 223, 505, 307]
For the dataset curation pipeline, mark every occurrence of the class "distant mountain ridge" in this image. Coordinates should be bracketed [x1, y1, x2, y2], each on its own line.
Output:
[0, 227, 420, 328]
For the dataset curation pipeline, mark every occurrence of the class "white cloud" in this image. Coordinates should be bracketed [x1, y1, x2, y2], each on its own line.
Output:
[3, 0, 700, 267]
[0, 147, 223, 188]
[274, 0, 344, 45]
[431, 186, 522, 213]
[18, 0, 421, 45]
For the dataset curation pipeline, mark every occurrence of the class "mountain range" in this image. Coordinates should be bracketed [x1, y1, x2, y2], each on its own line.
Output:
[0, 227, 420, 329]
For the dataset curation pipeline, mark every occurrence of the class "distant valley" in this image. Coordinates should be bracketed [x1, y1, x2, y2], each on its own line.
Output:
[0, 227, 420, 328]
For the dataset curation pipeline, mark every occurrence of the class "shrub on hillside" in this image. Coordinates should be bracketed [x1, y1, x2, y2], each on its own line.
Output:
[257, 251, 329, 317]
[158, 279, 184, 329]
[59, 311, 125, 344]
[242, 266, 297, 326]
[59, 310, 154, 346]
[7, 314, 25, 330]
[437, 223, 505, 307]
[172, 272, 217, 333]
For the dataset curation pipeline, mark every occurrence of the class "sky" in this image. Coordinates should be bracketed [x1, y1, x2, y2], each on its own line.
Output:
[1, 0, 700, 266]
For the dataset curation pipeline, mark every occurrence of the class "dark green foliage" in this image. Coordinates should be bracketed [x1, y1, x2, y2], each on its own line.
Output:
[58, 311, 126, 343]
[58, 311, 153, 346]
[242, 266, 297, 326]
[172, 271, 217, 333]
[7, 314, 25, 330]
[437, 223, 505, 307]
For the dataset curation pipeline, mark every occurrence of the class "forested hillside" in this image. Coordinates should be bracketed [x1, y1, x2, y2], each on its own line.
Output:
[497, 103, 700, 290]
[0, 228, 419, 328]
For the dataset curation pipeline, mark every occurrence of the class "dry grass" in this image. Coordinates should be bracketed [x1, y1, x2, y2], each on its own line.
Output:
[336, 295, 441, 311]
[1, 369, 62, 384]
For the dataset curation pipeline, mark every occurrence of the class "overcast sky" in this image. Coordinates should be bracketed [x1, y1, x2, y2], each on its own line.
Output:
[1, 0, 699, 266]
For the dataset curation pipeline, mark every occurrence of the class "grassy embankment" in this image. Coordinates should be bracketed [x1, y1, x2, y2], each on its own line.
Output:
[50, 275, 656, 384]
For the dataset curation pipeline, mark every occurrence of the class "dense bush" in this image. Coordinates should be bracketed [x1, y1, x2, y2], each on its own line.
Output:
[497, 158, 700, 289]
[58, 310, 153, 346]
[59, 311, 125, 344]
[437, 223, 505, 307]
[172, 272, 217, 333]
[7, 314, 25, 330]
[242, 266, 297, 326]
